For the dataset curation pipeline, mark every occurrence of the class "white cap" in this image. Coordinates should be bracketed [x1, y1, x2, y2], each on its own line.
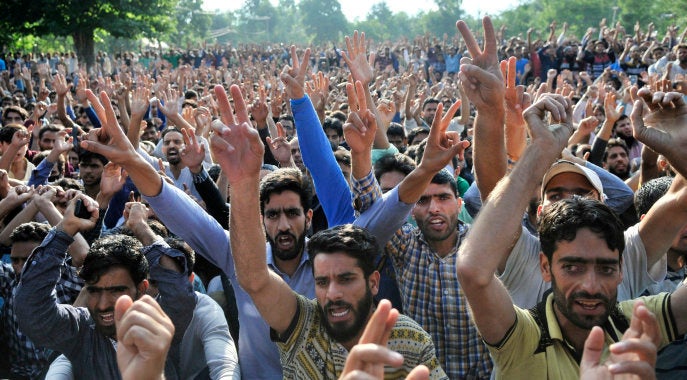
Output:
[541, 160, 605, 202]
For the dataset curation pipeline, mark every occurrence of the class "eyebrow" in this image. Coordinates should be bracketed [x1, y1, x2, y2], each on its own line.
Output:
[86, 285, 130, 292]
[558, 257, 619, 265]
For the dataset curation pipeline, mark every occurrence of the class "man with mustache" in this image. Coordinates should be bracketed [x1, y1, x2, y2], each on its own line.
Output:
[213, 82, 448, 378]
[456, 91, 687, 378]
[14, 194, 151, 379]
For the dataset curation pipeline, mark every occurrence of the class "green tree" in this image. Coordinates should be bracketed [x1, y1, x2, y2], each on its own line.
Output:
[236, 0, 276, 43]
[0, 0, 176, 71]
[299, 0, 349, 42]
[172, 0, 212, 47]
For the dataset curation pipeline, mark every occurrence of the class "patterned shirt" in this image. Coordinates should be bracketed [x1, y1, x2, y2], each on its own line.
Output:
[386, 222, 493, 379]
[1, 257, 83, 379]
[275, 294, 447, 379]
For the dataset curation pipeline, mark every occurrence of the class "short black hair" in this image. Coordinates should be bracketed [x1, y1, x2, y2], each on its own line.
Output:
[0, 124, 27, 144]
[386, 123, 406, 138]
[634, 176, 672, 217]
[374, 153, 416, 182]
[80, 234, 148, 285]
[538, 197, 625, 261]
[10, 222, 50, 244]
[259, 168, 313, 215]
[603, 138, 629, 162]
[307, 224, 378, 278]
[79, 150, 108, 166]
[322, 117, 343, 137]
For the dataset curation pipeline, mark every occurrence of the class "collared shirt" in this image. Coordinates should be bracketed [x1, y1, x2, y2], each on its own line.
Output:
[352, 172, 493, 379]
[275, 295, 448, 380]
[386, 223, 493, 379]
[489, 293, 677, 379]
[14, 229, 121, 379]
[1, 254, 82, 379]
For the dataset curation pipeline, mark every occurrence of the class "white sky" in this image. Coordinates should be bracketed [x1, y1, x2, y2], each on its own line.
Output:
[201, 0, 523, 20]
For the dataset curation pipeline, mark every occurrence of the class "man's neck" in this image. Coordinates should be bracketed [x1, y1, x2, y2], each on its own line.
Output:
[168, 162, 184, 179]
[84, 184, 100, 199]
[273, 251, 303, 277]
[553, 303, 591, 353]
[428, 230, 459, 258]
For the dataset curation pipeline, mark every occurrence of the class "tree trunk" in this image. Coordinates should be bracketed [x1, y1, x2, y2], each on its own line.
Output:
[73, 28, 95, 74]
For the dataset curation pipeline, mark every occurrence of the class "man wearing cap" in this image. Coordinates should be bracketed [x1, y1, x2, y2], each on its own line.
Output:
[578, 39, 615, 80]
[458, 17, 681, 309]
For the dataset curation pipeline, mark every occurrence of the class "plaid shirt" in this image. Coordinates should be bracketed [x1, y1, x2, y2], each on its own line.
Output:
[1, 258, 83, 379]
[386, 222, 493, 379]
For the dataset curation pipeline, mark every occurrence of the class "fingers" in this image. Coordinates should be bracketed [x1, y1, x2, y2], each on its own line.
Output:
[214, 85, 236, 126]
[580, 326, 605, 371]
[482, 16, 497, 58]
[456, 21, 482, 59]
[406, 365, 430, 380]
[230, 85, 251, 125]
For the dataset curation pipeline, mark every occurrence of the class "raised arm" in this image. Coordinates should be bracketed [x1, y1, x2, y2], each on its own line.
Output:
[282, 46, 355, 226]
[457, 17, 507, 202]
[457, 94, 574, 344]
[212, 84, 297, 335]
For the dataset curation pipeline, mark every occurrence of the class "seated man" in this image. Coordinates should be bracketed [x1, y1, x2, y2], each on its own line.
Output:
[0, 221, 82, 379]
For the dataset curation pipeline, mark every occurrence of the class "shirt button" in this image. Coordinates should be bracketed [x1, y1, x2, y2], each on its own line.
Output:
[443, 290, 449, 295]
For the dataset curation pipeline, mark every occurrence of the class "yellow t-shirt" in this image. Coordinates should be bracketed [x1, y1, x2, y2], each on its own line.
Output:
[488, 293, 677, 379]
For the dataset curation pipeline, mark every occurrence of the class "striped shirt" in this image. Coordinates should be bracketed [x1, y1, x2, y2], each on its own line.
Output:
[275, 294, 447, 379]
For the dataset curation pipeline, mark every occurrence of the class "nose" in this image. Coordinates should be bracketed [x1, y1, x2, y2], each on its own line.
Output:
[326, 281, 343, 301]
[428, 197, 441, 213]
[277, 213, 290, 232]
[96, 292, 116, 311]
[579, 270, 601, 295]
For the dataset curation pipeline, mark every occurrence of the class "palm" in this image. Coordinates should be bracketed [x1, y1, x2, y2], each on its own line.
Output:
[100, 163, 126, 197]
[211, 122, 264, 184]
[180, 140, 205, 169]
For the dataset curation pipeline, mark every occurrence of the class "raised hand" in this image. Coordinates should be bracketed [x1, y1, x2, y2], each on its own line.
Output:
[280, 46, 311, 100]
[630, 89, 687, 177]
[115, 295, 173, 380]
[180, 128, 206, 173]
[52, 73, 72, 97]
[342, 30, 375, 86]
[266, 123, 293, 167]
[210, 85, 264, 185]
[79, 90, 139, 165]
[456, 17, 505, 110]
[250, 87, 269, 126]
[418, 100, 470, 172]
[580, 300, 659, 380]
[376, 98, 397, 130]
[522, 94, 574, 155]
[130, 86, 151, 120]
[306, 71, 330, 115]
[156, 87, 182, 117]
[339, 300, 429, 380]
[343, 81, 377, 154]
[59, 193, 99, 236]
[99, 163, 128, 201]
[603, 93, 624, 124]
[502, 57, 531, 128]
[75, 74, 89, 105]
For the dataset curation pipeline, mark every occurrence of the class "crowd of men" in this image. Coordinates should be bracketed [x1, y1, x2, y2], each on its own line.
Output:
[0, 13, 687, 380]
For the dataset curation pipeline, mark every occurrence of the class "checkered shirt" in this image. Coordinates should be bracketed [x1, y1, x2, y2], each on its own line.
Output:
[386, 222, 493, 379]
[1, 258, 83, 379]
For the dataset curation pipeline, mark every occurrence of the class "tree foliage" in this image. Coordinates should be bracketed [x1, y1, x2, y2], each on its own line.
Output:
[0, 0, 177, 69]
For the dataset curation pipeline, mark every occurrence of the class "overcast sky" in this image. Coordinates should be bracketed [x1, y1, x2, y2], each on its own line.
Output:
[201, 0, 523, 21]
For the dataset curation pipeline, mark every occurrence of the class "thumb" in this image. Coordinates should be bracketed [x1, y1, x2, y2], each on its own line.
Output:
[630, 99, 645, 136]
[114, 295, 134, 328]
[580, 326, 605, 371]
